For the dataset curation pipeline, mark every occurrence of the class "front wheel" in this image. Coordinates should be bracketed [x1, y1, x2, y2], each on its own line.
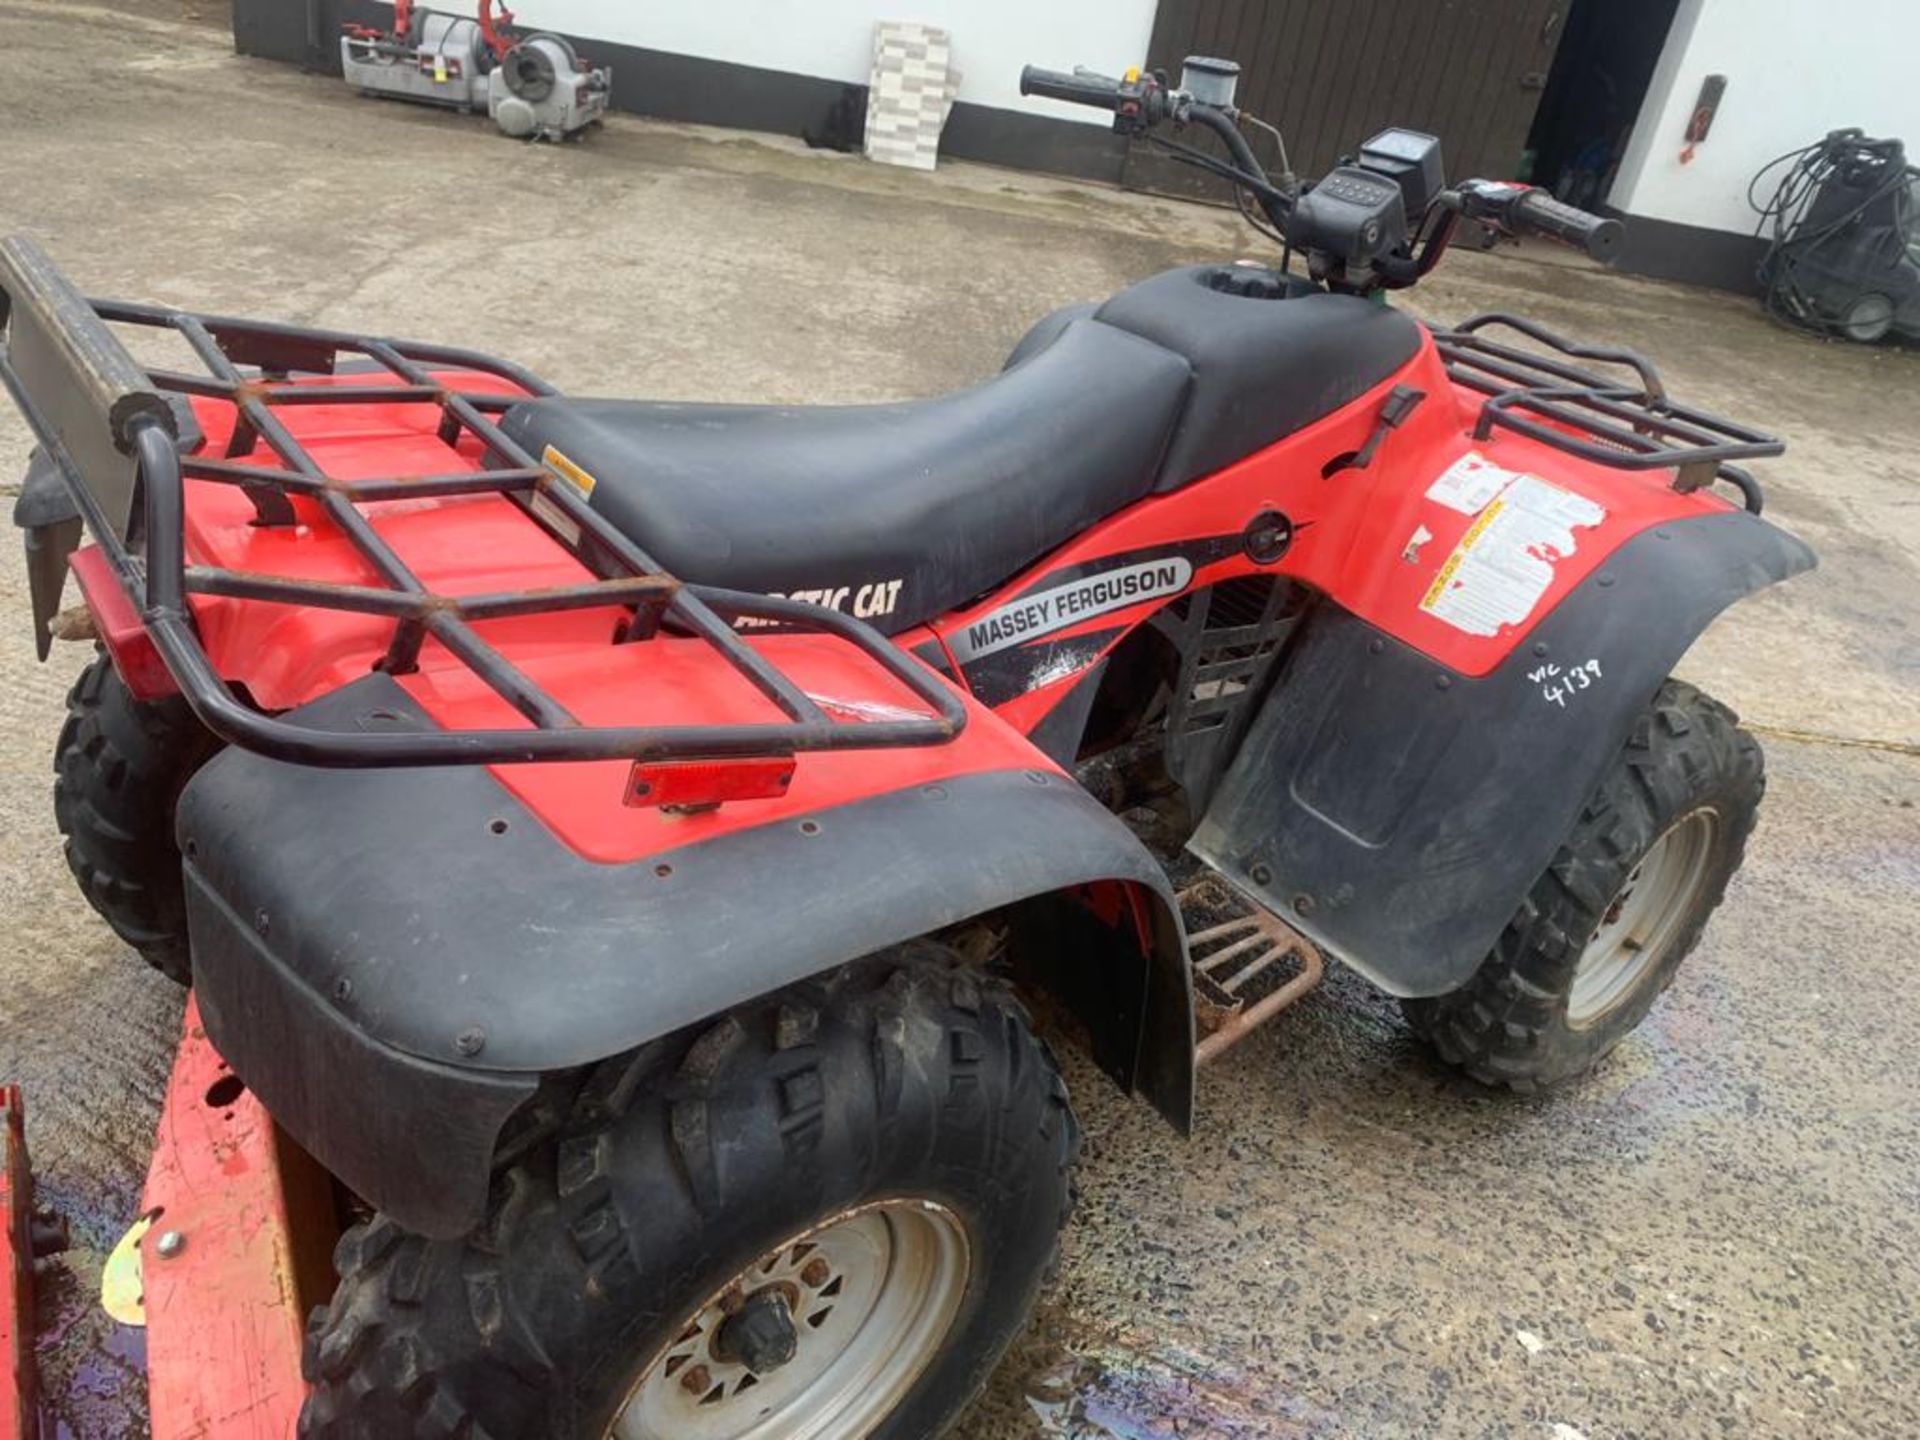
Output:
[300, 943, 1078, 1439]
[1403, 680, 1763, 1090]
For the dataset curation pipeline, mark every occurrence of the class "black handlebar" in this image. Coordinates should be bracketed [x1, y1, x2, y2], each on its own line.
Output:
[1020, 58, 1628, 281]
[1510, 188, 1624, 262]
[1018, 65, 1123, 111]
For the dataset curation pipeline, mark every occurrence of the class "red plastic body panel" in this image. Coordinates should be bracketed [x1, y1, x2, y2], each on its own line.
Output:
[932, 335, 1731, 708]
[404, 633, 1061, 862]
[140, 998, 319, 1440]
[119, 328, 1734, 869]
[69, 544, 178, 700]
[178, 369, 605, 712]
[0, 1087, 32, 1440]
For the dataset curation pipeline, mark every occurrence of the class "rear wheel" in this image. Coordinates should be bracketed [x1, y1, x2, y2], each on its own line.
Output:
[617, 1199, 971, 1437]
[300, 943, 1078, 1439]
[53, 653, 218, 983]
[1403, 680, 1763, 1090]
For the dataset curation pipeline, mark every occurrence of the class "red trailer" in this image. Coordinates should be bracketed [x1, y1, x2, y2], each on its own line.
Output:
[1, 1086, 36, 1440]
[4, 1004, 323, 1438]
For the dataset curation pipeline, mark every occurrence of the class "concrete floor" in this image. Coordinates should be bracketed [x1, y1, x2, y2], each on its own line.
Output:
[0, 3, 1915, 1437]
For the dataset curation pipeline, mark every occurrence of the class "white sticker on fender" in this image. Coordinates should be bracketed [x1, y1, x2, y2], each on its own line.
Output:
[949, 557, 1193, 662]
[1426, 451, 1518, 515]
[1419, 475, 1605, 637]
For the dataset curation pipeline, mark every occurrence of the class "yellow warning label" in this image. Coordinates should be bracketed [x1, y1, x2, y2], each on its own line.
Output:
[1420, 496, 1504, 610]
[540, 444, 597, 498]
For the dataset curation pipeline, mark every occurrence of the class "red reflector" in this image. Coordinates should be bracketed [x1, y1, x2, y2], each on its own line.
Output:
[625, 756, 796, 810]
[69, 546, 177, 701]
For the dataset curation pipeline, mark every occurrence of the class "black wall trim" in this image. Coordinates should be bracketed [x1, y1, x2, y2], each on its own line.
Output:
[1613, 209, 1767, 296]
[944, 102, 1128, 185]
[235, 0, 1128, 182]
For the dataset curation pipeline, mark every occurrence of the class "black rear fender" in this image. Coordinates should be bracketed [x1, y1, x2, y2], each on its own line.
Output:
[178, 676, 1192, 1238]
[12, 447, 81, 661]
[1191, 511, 1814, 997]
[13, 389, 201, 661]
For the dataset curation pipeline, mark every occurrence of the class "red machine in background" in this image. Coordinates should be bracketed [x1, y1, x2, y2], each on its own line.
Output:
[340, 0, 611, 141]
[346, 0, 519, 63]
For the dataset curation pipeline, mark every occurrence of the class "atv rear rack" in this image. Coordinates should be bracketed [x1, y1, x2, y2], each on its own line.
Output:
[1433, 313, 1783, 514]
[0, 236, 964, 767]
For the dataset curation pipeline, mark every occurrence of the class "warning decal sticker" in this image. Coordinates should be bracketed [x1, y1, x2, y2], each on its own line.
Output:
[529, 445, 599, 546]
[1425, 451, 1515, 515]
[1419, 474, 1605, 637]
[541, 445, 597, 498]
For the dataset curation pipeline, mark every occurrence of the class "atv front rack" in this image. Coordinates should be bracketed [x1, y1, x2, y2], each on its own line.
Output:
[0, 236, 964, 767]
[1433, 314, 1783, 514]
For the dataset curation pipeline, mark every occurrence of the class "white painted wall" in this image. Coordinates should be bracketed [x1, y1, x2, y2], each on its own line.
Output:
[1610, 0, 1920, 234]
[420, 0, 1158, 124]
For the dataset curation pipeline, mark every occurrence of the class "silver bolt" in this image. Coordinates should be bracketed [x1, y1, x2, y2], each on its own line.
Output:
[155, 1229, 186, 1259]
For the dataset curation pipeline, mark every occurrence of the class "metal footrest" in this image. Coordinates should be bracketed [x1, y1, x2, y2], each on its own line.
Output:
[1179, 878, 1323, 1065]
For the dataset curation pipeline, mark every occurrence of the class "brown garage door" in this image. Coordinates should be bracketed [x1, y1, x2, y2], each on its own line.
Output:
[1125, 0, 1569, 198]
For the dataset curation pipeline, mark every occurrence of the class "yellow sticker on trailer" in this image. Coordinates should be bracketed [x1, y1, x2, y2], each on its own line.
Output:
[541, 444, 597, 498]
[433, 54, 448, 82]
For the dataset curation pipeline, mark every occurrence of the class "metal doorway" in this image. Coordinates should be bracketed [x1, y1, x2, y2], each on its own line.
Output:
[1126, 0, 1570, 196]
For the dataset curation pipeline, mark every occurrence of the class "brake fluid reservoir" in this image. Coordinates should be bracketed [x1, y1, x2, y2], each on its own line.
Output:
[1180, 55, 1240, 108]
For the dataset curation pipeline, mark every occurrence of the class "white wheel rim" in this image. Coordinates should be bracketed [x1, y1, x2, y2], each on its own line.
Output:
[1567, 810, 1718, 1029]
[611, 1200, 970, 1440]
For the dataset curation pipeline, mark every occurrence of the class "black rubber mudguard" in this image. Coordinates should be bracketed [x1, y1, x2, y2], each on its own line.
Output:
[1190, 511, 1815, 997]
[177, 676, 1189, 1237]
[12, 448, 81, 661]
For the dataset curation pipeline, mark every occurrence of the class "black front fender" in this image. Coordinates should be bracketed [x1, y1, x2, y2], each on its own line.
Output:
[1191, 510, 1814, 997]
[179, 675, 1191, 1237]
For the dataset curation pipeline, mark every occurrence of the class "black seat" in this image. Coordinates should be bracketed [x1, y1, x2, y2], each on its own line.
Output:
[501, 318, 1191, 634]
[1089, 266, 1421, 489]
[499, 266, 1422, 632]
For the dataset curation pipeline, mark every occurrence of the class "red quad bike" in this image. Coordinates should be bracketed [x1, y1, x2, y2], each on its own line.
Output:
[1, 53, 1812, 1440]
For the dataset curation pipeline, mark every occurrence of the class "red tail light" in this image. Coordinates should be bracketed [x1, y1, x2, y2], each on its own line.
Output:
[69, 546, 177, 701]
[624, 756, 796, 811]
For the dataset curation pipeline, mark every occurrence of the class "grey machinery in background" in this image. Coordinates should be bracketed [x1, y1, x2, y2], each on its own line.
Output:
[340, 0, 611, 142]
[1752, 129, 1920, 343]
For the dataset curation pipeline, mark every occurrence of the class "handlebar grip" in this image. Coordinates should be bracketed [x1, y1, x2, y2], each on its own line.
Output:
[1511, 189, 1624, 262]
[1019, 65, 1122, 111]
